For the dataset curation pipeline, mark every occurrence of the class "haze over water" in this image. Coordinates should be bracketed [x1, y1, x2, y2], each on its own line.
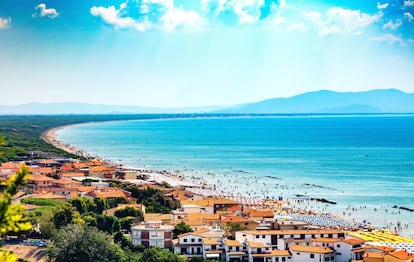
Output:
[56, 115, 414, 237]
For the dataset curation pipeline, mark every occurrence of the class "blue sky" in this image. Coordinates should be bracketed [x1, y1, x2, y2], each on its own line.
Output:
[0, 0, 413, 107]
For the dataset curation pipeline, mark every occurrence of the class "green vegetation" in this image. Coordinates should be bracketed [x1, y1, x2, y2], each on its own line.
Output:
[20, 198, 64, 207]
[0, 167, 32, 262]
[173, 221, 193, 238]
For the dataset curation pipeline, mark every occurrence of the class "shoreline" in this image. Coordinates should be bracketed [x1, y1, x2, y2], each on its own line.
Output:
[42, 124, 414, 238]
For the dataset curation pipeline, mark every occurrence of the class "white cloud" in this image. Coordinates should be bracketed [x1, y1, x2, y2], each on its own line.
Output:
[32, 3, 59, 19]
[404, 0, 414, 7]
[304, 7, 381, 36]
[371, 33, 404, 45]
[0, 16, 11, 29]
[404, 12, 414, 22]
[91, 0, 204, 31]
[382, 19, 402, 29]
[162, 7, 204, 30]
[377, 2, 389, 9]
[91, 5, 149, 31]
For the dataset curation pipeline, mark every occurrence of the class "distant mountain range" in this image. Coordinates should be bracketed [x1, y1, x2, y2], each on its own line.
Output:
[0, 89, 413, 115]
[216, 89, 414, 114]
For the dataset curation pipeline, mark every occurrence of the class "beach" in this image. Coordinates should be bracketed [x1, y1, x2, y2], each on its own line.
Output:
[47, 116, 414, 238]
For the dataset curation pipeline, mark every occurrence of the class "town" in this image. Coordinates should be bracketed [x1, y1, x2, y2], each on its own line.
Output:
[1, 158, 414, 262]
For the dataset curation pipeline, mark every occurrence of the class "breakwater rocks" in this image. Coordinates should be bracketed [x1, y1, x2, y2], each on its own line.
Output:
[393, 205, 414, 212]
[311, 197, 337, 205]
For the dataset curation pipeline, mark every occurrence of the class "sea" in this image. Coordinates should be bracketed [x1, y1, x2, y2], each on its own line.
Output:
[55, 115, 414, 238]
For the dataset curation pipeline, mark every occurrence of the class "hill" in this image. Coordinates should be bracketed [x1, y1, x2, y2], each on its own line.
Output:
[218, 89, 414, 113]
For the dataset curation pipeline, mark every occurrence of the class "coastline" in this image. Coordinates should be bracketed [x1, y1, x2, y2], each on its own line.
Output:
[43, 123, 414, 238]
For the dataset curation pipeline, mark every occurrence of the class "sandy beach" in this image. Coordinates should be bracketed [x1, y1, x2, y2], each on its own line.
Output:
[43, 125, 414, 238]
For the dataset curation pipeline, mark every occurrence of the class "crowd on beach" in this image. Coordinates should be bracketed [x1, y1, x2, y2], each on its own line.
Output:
[42, 127, 414, 238]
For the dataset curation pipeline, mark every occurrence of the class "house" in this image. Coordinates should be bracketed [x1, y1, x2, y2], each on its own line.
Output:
[290, 244, 334, 262]
[236, 229, 345, 251]
[172, 232, 204, 258]
[247, 210, 275, 221]
[384, 250, 414, 262]
[223, 239, 245, 262]
[26, 174, 55, 192]
[87, 187, 128, 199]
[131, 221, 173, 248]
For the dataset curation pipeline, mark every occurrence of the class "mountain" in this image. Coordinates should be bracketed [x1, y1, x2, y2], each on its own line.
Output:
[0, 103, 226, 115]
[1, 89, 413, 115]
[217, 89, 414, 114]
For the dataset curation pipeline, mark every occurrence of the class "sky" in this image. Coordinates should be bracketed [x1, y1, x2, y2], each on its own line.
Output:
[0, 0, 413, 108]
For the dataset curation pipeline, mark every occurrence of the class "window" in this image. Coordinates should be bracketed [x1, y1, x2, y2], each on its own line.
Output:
[212, 245, 216, 250]
[310, 254, 315, 258]
[184, 239, 187, 243]
[256, 235, 259, 239]
[282, 258, 286, 262]
[262, 235, 265, 238]
[275, 258, 279, 262]
[336, 244, 340, 248]
[198, 238, 202, 242]
[191, 238, 195, 243]
[151, 231, 158, 237]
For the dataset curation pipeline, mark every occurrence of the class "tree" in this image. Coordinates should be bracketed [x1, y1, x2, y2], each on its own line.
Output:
[68, 197, 97, 214]
[173, 221, 193, 238]
[29, 207, 55, 239]
[114, 206, 143, 220]
[53, 204, 83, 229]
[0, 166, 32, 262]
[96, 214, 120, 234]
[137, 247, 185, 262]
[47, 224, 126, 262]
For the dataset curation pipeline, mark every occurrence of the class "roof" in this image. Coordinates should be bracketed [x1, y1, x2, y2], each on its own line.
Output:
[88, 187, 127, 198]
[251, 250, 291, 257]
[27, 174, 55, 182]
[240, 229, 344, 235]
[144, 213, 171, 222]
[52, 179, 81, 185]
[224, 239, 242, 247]
[247, 241, 267, 248]
[314, 238, 342, 243]
[180, 197, 238, 207]
[365, 245, 396, 252]
[221, 215, 249, 223]
[363, 252, 385, 259]
[61, 172, 85, 177]
[342, 238, 365, 245]
[188, 213, 220, 221]
[386, 250, 414, 260]
[38, 159, 59, 165]
[203, 238, 219, 245]
[249, 210, 274, 218]
[290, 245, 334, 254]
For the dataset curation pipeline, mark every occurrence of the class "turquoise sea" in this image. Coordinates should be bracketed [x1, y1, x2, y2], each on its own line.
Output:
[56, 115, 414, 237]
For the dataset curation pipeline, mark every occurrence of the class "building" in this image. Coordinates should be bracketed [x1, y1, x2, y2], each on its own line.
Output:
[131, 221, 173, 248]
[290, 244, 335, 262]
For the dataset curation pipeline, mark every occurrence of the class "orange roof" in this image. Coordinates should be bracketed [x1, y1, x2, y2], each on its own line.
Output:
[314, 238, 342, 243]
[39, 167, 55, 174]
[249, 210, 274, 218]
[88, 187, 126, 198]
[27, 174, 55, 182]
[89, 166, 108, 172]
[188, 213, 220, 221]
[77, 186, 95, 193]
[241, 229, 343, 235]
[365, 245, 395, 252]
[224, 239, 242, 247]
[342, 238, 365, 245]
[247, 241, 267, 248]
[363, 252, 385, 259]
[290, 245, 333, 254]
[61, 172, 85, 178]
[26, 192, 66, 200]
[251, 250, 291, 257]
[221, 215, 249, 223]
[203, 238, 219, 245]
[52, 179, 81, 185]
[387, 250, 414, 260]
